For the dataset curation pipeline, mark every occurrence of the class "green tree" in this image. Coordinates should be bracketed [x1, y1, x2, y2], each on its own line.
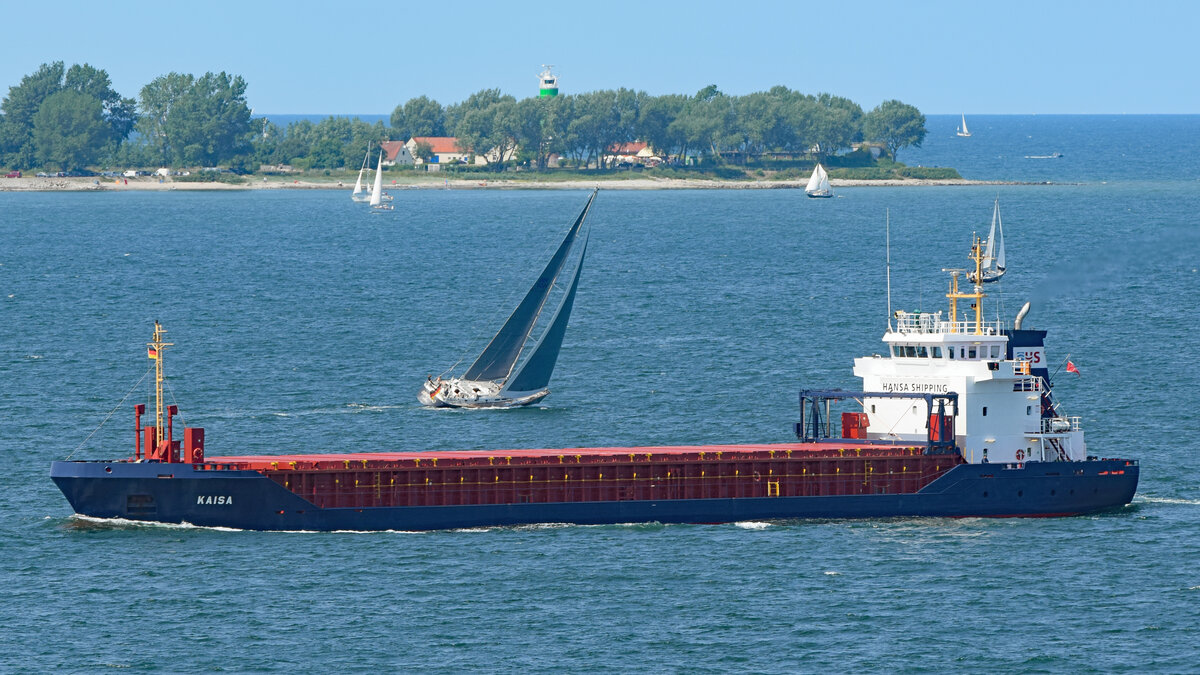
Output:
[64, 63, 136, 142]
[137, 72, 195, 165]
[395, 96, 445, 138]
[32, 89, 110, 170]
[513, 96, 550, 169]
[445, 88, 507, 138]
[806, 94, 863, 159]
[454, 93, 517, 168]
[674, 92, 734, 162]
[730, 92, 781, 163]
[863, 100, 926, 161]
[0, 62, 65, 167]
[160, 71, 253, 166]
[1, 61, 133, 168]
[637, 94, 686, 161]
[412, 140, 433, 163]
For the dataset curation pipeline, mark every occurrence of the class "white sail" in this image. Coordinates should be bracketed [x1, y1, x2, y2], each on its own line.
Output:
[957, 113, 971, 137]
[806, 163, 825, 192]
[806, 163, 831, 196]
[351, 145, 369, 198]
[369, 150, 384, 206]
[979, 199, 1006, 282]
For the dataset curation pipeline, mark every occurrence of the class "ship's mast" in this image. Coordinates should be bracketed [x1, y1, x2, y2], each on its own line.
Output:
[944, 235, 987, 334]
[148, 321, 172, 448]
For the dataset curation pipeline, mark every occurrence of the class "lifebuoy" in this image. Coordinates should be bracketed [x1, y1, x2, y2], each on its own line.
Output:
[1015, 449, 1025, 461]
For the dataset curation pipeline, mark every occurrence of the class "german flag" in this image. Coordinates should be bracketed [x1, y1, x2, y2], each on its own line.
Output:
[147, 348, 158, 359]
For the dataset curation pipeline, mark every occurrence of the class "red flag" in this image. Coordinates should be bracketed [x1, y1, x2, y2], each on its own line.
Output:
[1066, 360, 1080, 375]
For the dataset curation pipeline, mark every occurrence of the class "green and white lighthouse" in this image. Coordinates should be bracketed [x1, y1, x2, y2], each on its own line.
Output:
[538, 65, 559, 98]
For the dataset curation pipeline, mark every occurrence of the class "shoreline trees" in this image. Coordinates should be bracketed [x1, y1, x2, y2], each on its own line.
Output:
[1, 62, 929, 173]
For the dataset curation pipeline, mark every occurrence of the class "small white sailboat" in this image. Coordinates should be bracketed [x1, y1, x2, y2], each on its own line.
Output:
[970, 199, 1006, 284]
[419, 190, 597, 408]
[369, 150, 393, 211]
[805, 163, 833, 198]
[351, 145, 371, 201]
[957, 113, 972, 137]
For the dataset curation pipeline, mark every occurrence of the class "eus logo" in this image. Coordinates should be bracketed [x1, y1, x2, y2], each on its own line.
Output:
[1013, 348, 1044, 365]
[197, 495, 233, 505]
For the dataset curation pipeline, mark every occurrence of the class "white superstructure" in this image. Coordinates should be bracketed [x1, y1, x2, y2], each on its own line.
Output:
[852, 234, 1084, 465]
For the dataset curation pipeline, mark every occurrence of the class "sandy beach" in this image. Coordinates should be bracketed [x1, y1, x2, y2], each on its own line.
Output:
[0, 175, 1018, 192]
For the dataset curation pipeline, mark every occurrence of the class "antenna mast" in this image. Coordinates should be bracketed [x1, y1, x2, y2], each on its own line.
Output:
[886, 209, 892, 330]
[147, 321, 172, 448]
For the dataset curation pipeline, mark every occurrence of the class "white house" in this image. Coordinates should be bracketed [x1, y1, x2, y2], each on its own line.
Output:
[380, 141, 414, 166]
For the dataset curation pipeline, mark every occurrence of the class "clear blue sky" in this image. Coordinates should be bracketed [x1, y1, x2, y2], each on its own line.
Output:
[3, 0, 1197, 115]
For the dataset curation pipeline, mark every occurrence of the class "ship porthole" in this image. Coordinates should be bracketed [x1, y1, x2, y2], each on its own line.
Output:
[104, 466, 112, 473]
[1017, 490, 1023, 497]
[1051, 489, 1056, 496]
[982, 491, 988, 498]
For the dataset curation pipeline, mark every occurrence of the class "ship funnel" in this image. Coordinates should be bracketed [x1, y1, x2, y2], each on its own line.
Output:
[1014, 301, 1031, 329]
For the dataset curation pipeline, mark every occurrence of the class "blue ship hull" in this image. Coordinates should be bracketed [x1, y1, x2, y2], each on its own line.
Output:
[50, 458, 1139, 531]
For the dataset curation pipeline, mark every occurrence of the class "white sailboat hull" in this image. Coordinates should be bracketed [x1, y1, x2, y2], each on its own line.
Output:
[419, 378, 548, 408]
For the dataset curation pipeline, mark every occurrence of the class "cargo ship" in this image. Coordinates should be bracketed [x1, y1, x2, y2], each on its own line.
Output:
[51, 233, 1138, 530]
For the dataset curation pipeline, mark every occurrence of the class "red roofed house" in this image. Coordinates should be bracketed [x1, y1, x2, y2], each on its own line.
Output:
[379, 140, 414, 166]
[604, 141, 660, 167]
[404, 136, 469, 167]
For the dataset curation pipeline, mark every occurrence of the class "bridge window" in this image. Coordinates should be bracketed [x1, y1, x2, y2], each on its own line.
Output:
[948, 347, 955, 360]
[968, 347, 978, 359]
[891, 345, 901, 357]
[982, 406, 988, 416]
[904, 346, 917, 357]
[990, 346, 1001, 358]
[1027, 405, 1032, 415]
[916, 346, 928, 357]
[932, 347, 943, 358]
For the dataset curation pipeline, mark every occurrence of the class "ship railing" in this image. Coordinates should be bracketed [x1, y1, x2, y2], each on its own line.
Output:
[891, 312, 1004, 336]
[1040, 416, 1082, 434]
[1013, 376, 1044, 392]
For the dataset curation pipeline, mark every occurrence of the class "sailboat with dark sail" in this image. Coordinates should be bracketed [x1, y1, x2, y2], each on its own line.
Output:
[419, 190, 597, 408]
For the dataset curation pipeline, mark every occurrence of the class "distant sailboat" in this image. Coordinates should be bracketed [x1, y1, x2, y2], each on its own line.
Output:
[970, 199, 1006, 284]
[957, 113, 972, 137]
[369, 150, 393, 211]
[805, 163, 833, 198]
[419, 190, 597, 408]
[351, 145, 371, 201]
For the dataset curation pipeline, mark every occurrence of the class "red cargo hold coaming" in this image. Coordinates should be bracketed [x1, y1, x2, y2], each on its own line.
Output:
[203, 442, 963, 510]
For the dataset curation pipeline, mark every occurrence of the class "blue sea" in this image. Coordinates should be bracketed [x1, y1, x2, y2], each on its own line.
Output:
[2, 115, 1198, 672]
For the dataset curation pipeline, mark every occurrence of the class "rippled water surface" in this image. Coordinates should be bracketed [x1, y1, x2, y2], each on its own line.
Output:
[2, 116, 1198, 671]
